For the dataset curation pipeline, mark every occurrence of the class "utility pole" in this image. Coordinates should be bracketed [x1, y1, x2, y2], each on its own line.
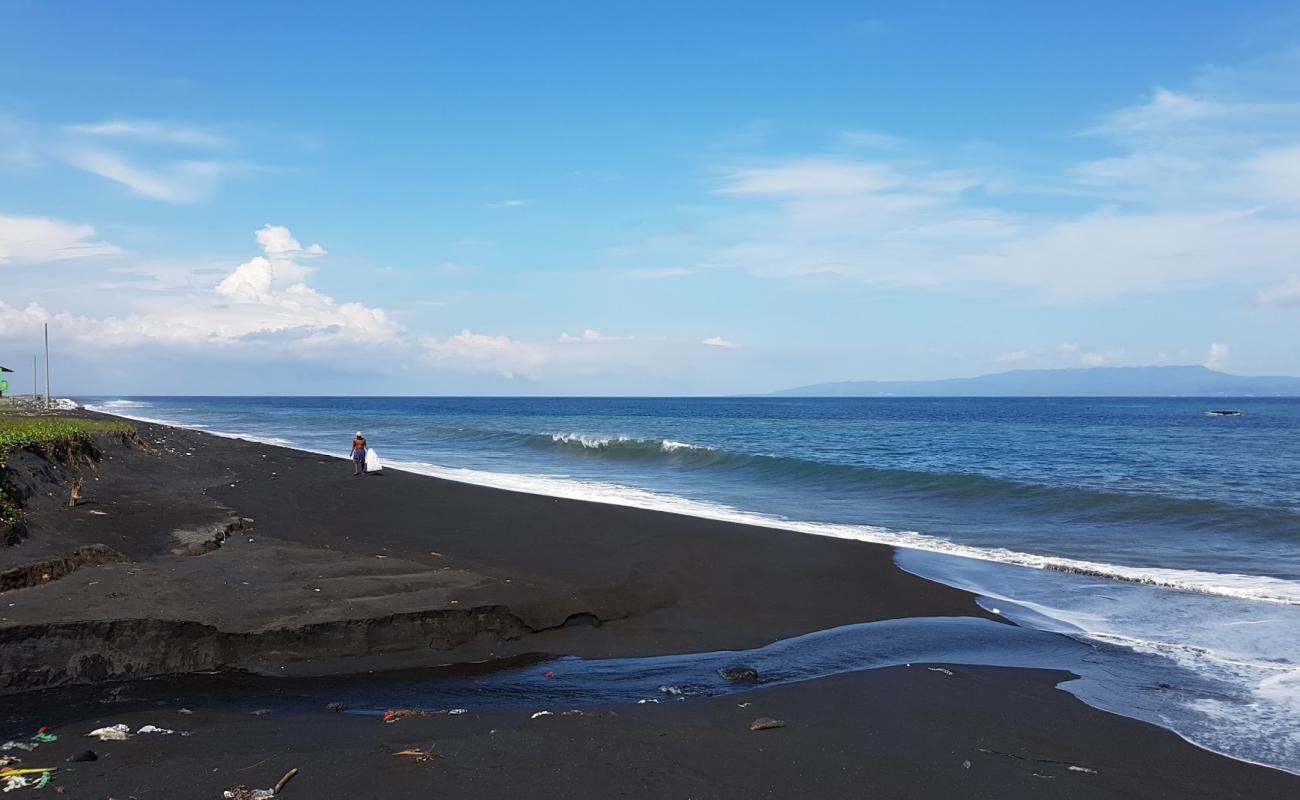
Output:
[33, 355, 38, 403]
[43, 323, 50, 408]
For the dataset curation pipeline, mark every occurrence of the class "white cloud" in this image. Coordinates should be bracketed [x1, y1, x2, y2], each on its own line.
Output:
[0, 225, 396, 350]
[993, 349, 1028, 363]
[59, 148, 231, 203]
[1205, 342, 1230, 370]
[0, 214, 122, 266]
[717, 159, 898, 196]
[699, 52, 1300, 302]
[1257, 275, 1300, 307]
[254, 224, 327, 257]
[64, 120, 231, 149]
[1080, 351, 1116, 367]
[488, 199, 531, 208]
[621, 267, 692, 280]
[701, 336, 740, 348]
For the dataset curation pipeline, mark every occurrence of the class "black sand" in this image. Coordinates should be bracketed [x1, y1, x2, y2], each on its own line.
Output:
[1, 415, 1297, 797]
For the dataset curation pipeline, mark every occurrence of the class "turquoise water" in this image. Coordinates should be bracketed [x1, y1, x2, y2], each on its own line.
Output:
[82, 396, 1300, 772]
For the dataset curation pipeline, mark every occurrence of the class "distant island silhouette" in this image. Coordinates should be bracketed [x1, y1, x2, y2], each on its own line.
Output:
[770, 365, 1300, 397]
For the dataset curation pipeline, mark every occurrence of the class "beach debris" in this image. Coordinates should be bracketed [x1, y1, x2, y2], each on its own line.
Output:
[544, 671, 555, 679]
[66, 751, 97, 763]
[136, 725, 175, 735]
[658, 685, 684, 696]
[393, 748, 443, 763]
[529, 711, 553, 720]
[0, 768, 55, 791]
[0, 744, 34, 754]
[637, 699, 660, 704]
[736, 702, 752, 708]
[178, 708, 194, 715]
[222, 767, 298, 800]
[749, 717, 786, 731]
[990, 608, 1001, 615]
[382, 710, 432, 724]
[0, 757, 17, 769]
[324, 703, 348, 713]
[719, 666, 759, 683]
[429, 551, 444, 557]
[927, 667, 954, 676]
[29, 732, 56, 744]
[963, 760, 971, 769]
[250, 709, 272, 716]
[86, 724, 130, 741]
[88, 510, 108, 516]
[448, 708, 467, 715]
[1068, 765, 1098, 774]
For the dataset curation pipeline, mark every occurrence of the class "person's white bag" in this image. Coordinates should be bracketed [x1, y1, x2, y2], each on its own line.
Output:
[364, 448, 383, 474]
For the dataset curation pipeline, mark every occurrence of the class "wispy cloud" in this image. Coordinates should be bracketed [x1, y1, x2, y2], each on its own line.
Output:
[1257, 275, 1300, 307]
[65, 120, 231, 149]
[487, 198, 531, 208]
[702, 336, 740, 349]
[0, 214, 122, 267]
[621, 267, 692, 280]
[59, 149, 233, 203]
[716, 159, 897, 196]
[698, 50, 1300, 302]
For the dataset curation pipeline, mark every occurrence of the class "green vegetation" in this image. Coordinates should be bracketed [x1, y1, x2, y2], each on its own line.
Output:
[0, 416, 135, 529]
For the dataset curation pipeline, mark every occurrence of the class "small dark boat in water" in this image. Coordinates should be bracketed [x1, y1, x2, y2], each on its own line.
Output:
[1205, 410, 1242, 417]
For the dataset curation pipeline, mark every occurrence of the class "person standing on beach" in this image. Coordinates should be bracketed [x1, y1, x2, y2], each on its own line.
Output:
[351, 431, 368, 476]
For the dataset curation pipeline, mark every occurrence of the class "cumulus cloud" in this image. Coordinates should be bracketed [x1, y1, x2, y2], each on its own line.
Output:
[0, 220, 739, 384]
[1257, 275, 1300, 307]
[1204, 342, 1230, 370]
[993, 349, 1028, 363]
[254, 224, 327, 257]
[0, 224, 396, 351]
[0, 214, 122, 266]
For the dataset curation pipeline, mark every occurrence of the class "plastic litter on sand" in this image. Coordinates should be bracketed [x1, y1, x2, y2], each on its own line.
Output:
[86, 724, 130, 741]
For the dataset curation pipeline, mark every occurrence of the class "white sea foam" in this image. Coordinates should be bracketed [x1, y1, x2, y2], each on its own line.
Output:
[894, 549, 1300, 773]
[549, 433, 710, 453]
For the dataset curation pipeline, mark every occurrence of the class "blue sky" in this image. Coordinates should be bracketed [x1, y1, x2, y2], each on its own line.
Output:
[3, 1, 1300, 394]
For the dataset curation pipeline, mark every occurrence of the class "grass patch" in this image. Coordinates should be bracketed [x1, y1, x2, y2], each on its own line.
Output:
[0, 416, 135, 529]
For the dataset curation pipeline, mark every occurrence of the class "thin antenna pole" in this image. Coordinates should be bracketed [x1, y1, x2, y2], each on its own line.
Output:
[43, 323, 50, 408]
[33, 355, 38, 403]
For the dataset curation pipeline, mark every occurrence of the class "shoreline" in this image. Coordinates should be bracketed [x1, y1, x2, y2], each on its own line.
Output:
[1, 411, 1297, 795]
[84, 401, 1300, 607]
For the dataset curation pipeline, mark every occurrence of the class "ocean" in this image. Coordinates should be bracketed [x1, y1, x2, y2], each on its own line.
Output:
[83, 396, 1300, 772]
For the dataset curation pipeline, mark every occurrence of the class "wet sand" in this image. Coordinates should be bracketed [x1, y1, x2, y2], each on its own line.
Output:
[1, 414, 1297, 797]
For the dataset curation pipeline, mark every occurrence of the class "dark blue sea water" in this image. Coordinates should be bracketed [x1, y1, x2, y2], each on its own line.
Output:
[82, 396, 1300, 772]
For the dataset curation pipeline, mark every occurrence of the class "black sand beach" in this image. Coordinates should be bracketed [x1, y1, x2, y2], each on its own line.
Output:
[2, 413, 1298, 798]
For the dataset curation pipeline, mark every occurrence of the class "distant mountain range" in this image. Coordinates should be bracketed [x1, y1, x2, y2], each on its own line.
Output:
[770, 366, 1300, 397]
